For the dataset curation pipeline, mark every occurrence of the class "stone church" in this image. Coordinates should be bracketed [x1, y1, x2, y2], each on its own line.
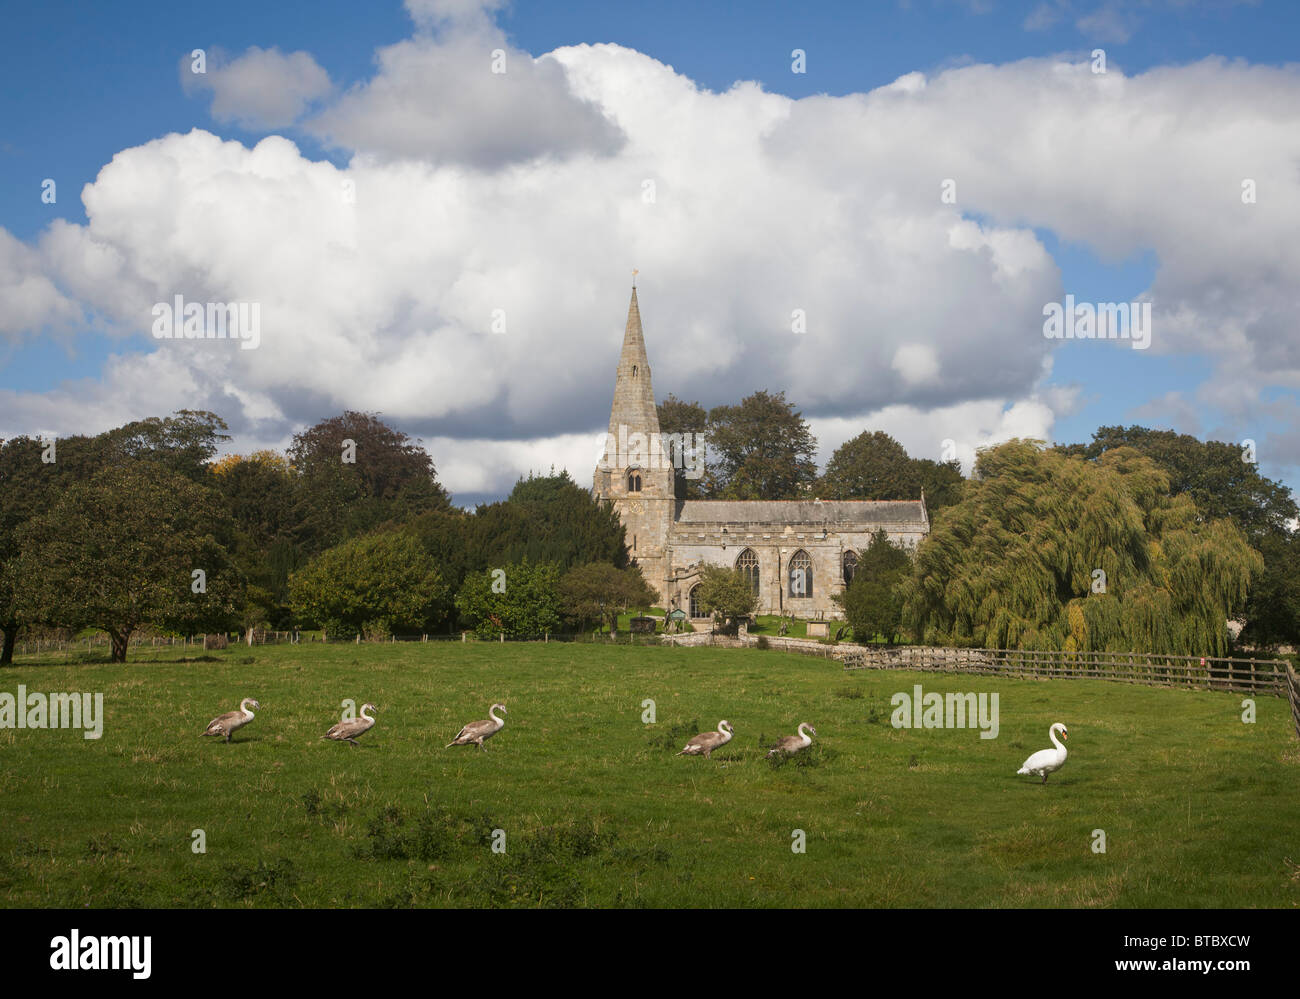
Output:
[593, 287, 930, 622]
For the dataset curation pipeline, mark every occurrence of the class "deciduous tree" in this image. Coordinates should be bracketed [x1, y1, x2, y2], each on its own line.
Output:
[15, 462, 243, 661]
[657, 394, 709, 499]
[695, 564, 758, 629]
[289, 531, 449, 639]
[820, 430, 964, 515]
[1056, 424, 1298, 648]
[903, 440, 1262, 655]
[288, 411, 452, 550]
[837, 529, 912, 643]
[454, 559, 562, 639]
[707, 390, 818, 500]
[560, 562, 657, 633]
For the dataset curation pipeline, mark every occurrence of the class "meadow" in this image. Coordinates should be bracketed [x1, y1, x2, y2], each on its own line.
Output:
[1, 640, 1297, 908]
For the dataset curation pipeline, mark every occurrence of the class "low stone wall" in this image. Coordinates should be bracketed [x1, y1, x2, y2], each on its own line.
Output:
[660, 635, 1045, 670]
[838, 645, 996, 670]
[661, 631, 843, 658]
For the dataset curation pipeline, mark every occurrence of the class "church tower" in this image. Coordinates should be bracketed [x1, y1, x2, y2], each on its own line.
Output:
[594, 285, 674, 604]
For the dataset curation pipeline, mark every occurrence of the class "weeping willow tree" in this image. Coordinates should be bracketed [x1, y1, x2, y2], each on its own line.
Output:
[902, 440, 1262, 656]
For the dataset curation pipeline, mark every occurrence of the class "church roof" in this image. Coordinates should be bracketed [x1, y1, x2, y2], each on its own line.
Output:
[675, 499, 928, 526]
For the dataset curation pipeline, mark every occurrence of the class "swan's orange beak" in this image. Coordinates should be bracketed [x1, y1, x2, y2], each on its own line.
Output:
[1061, 730, 1068, 741]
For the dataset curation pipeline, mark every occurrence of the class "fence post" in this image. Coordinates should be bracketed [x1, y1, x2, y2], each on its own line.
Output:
[1288, 666, 1300, 740]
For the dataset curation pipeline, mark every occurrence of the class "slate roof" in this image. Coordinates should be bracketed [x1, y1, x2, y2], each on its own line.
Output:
[674, 499, 928, 526]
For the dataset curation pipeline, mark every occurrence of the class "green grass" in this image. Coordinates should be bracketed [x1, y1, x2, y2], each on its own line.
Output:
[751, 615, 811, 637]
[1, 641, 1297, 908]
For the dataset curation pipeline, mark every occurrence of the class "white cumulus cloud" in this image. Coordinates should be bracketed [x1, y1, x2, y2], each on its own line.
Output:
[0, 18, 1297, 499]
[183, 46, 332, 130]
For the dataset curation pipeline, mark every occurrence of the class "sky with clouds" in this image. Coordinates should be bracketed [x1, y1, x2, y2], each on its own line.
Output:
[1, 0, 1297, 506]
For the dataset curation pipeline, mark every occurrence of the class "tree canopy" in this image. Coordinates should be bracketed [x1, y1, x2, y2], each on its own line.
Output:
[4, 403, 1293, 658]
[559, 562, 658, 633]
[432, 471, 628, 586]
[820, 430, 964, 514]
[694, 565, 758, 628]
[836, 529, 912, 643]
[454, 559, 563, 639]
[1056, 424, 1299, 648]
[100, 410, 231, 482]
[289, 531, 449, 639]
[2, 417, 239, 661]
[706, 390, 818, 500]
[287, 410, 452, 550]
[656, 394, 709, 499]
[1055, 425, 1296, 543]
[903, 440, 1262, 656]
[15, 462, 242, 661]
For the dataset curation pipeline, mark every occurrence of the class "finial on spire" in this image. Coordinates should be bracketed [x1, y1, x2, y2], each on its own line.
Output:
[632, 268, 638, 289]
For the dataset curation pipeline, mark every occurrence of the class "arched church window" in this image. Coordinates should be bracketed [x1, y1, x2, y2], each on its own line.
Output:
[788, 549, 813, 599]
[688, 584, 703, 618]
[735, 548, 759, 595]
[631, 365, 638, 378]
[843, 550, 858, 586]
[627, 470, 642, 492]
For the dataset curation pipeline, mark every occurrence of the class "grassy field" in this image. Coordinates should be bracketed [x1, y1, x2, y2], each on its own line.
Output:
[1, 640, 1297, 908]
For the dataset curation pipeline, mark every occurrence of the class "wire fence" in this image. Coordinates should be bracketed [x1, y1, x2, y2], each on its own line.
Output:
[10, 627, 669, 659]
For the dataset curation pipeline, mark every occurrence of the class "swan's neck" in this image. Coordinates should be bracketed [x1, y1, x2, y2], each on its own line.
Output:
[360, 705, 374, 722]
[1049, 726, 1064, 752]
[489, 706, 504, 726]
[241, 700, 256, 718]
[798, 723, 812, 744]
[718, 722, 732, 740]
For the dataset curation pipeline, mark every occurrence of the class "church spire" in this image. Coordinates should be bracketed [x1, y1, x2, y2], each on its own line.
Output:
[607, 284, 662, 439]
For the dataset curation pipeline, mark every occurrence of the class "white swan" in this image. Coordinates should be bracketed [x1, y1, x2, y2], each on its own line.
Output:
[767, 722, 816, 758]
[676, 720, 733, 759]
[323, 702, 377, 746]
[1017, 723, 1068, 783]
[202, 698, 259, 743]
[446, 703, 507, 751]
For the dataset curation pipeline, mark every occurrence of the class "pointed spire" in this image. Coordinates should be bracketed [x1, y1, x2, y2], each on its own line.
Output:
[607, 284, 660, 439]
[620, 285, 647, 365]
[596, 282, 673, 494]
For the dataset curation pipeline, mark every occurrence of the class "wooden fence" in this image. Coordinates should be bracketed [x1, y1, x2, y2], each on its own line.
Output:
[840, 645, 1289, 696]
[1287, 665, 1300, 740]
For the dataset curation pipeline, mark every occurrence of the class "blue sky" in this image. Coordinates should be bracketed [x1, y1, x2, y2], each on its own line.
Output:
[1, 0, 1297, 505]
